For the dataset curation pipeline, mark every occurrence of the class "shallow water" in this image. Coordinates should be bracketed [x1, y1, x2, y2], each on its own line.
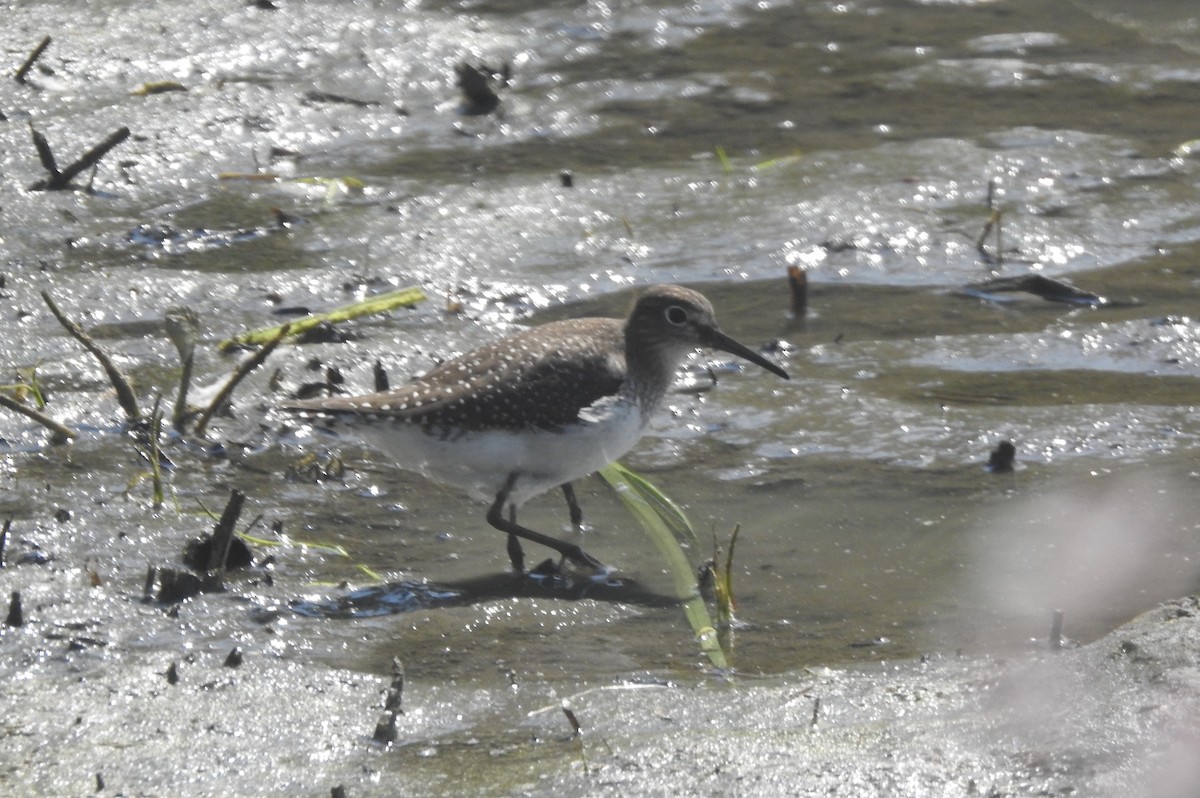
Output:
[2, 0, 1200, 794]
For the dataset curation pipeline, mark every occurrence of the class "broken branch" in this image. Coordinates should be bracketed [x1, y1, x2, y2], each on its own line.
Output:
[41, 291, 141, 422]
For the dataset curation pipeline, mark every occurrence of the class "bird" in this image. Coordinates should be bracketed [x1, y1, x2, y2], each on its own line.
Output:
[281, 284, 789, 574]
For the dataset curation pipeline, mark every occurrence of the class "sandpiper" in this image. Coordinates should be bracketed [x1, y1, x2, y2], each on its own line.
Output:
[281, 284, 789, 574]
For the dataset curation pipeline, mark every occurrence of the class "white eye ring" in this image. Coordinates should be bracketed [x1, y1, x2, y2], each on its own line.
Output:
[665, 305, 688, 325]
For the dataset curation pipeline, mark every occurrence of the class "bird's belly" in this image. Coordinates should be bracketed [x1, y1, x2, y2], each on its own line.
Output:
[354, 402, 645, 505]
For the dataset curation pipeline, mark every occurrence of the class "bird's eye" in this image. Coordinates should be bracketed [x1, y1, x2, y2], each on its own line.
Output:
[664, 305, 688, 325]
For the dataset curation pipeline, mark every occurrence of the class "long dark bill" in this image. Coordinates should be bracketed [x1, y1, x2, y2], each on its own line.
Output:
[704, 328, 790, 380]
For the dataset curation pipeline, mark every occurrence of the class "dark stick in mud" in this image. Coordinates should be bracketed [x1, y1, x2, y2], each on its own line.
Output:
[0, 392, 76, 444]
[383, 657, 405, 715]
[28, 125, 130, 191]
[0, 519, 9, 566]
[6, 591, 24, 627]
[14, 35, 51, 84]
[41, 291, 141, 422]
[207, 489, 247, 575]
[787, 265, 808, 317]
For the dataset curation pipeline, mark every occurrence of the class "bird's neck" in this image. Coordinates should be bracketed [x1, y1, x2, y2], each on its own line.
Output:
[623, 333, 689, 421]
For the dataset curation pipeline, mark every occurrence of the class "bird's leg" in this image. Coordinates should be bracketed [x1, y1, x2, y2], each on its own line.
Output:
[505, 504, 525, 574]
[487, 473, 604, 572]
[560, 482, 584, 529]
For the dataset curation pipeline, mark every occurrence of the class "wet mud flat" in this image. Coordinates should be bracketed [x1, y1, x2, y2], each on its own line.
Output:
[4, 569, 1200, 796]
[3, 0, 1200, 795]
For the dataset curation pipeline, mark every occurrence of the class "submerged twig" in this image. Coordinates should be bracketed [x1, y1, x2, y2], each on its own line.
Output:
[41, 291, 140, 421]
[0, 393, 76, 444]
[193, 324, 290, 437]
[15, 35, 51, 84]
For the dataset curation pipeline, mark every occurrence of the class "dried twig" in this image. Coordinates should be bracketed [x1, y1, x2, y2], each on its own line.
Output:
[41, 291, 140, 422]
[0, 393, 76, 444]
[15, 35, 51, 84]
[29, 125, 130, 190]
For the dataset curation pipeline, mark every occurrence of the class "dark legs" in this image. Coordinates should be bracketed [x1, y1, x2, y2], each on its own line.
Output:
[561, 482, 584, 528]
[487, 473, 602, 573]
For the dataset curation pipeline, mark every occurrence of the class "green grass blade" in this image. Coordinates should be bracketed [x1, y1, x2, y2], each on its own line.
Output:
[605, 462, 698, 547]
[715, 145, 733, 174]
[598, 463, 727, 669]
[219, 285, 427, 351]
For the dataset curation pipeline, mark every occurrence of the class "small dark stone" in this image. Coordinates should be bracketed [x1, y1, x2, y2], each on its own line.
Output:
[331, 787, 348, 798]
[95, 772, 104, 792]
[373, 359, 390, 392]
[166, 661, 179, 685]
[182, 534, 253, 572]
[155, 568, 204, 604]
[455, 62, 506, 115]
[224, 646, 243, 668]
[559, 170, 574, 188]
[987, 440, 1016, 473]
[54, 508, 71, 523]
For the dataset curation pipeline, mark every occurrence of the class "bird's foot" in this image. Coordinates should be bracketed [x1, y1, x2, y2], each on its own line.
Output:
[521, 556, 618, 591]
[561, 544, 608, 575]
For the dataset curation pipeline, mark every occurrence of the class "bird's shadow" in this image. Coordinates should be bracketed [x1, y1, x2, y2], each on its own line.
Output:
[290, 568, 679, 619]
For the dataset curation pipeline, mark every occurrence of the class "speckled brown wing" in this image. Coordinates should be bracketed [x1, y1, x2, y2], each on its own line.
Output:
[282, 318, 628, 435]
